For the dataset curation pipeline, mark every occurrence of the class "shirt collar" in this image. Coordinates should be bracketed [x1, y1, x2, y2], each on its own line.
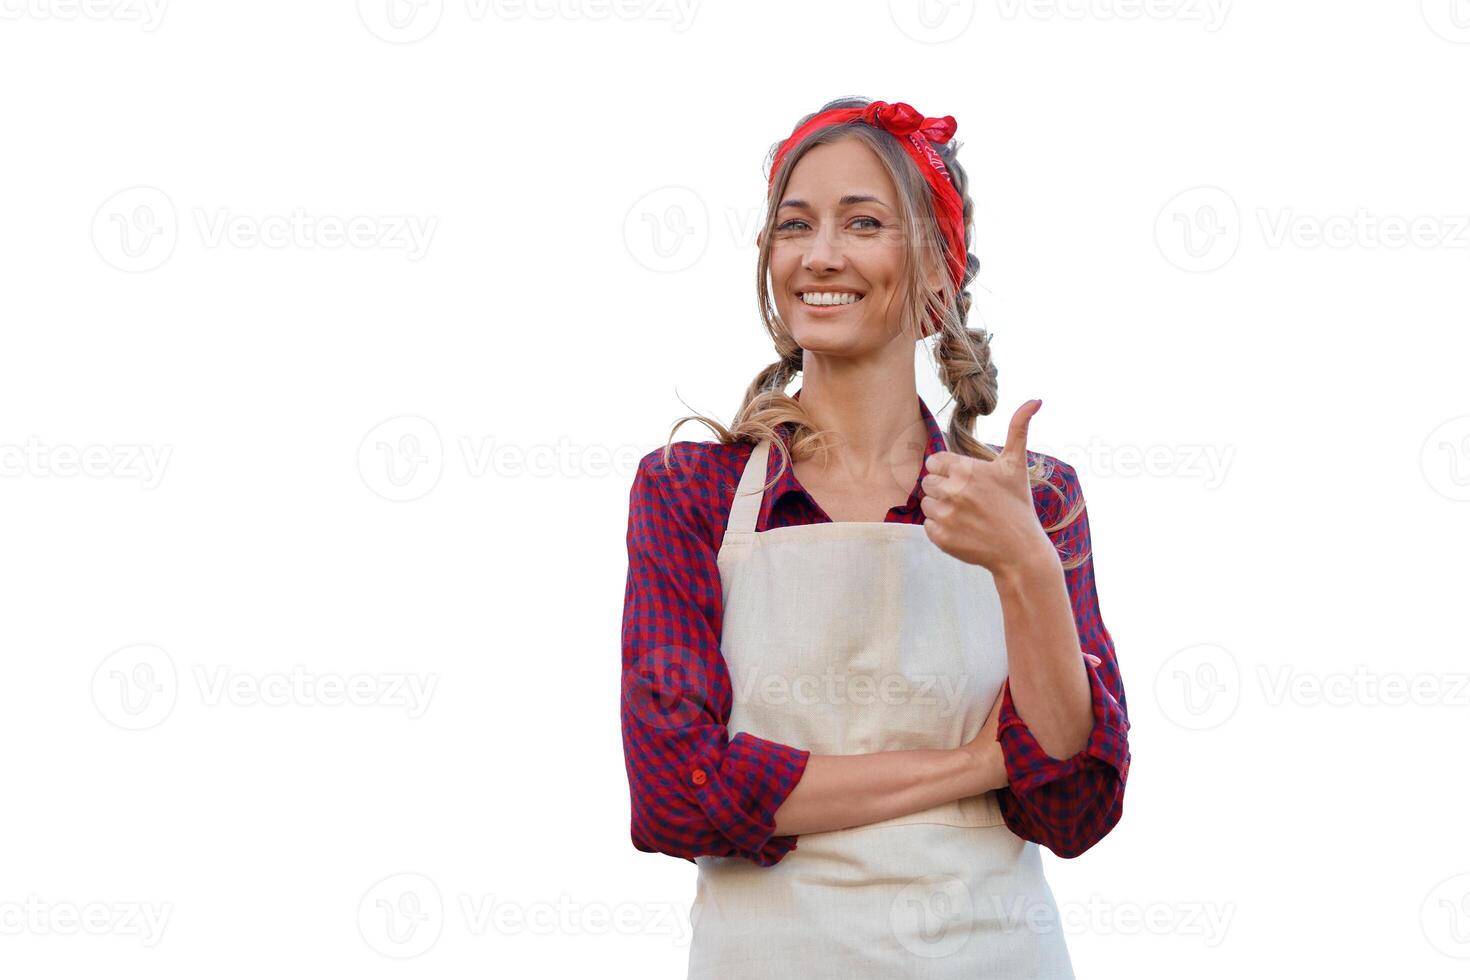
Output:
[761, 386, 948, 527]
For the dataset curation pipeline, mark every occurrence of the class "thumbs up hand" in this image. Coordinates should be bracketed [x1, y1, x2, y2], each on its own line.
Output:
[919, 399, 1058, 580]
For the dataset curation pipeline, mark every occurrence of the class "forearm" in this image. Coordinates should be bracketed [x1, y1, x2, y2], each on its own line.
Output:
[994, 548, 1094, 759]
[771, 742, 1006, 837]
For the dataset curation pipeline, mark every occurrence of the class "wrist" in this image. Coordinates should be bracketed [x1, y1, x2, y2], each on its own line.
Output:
[992, 538, 1062, 595]
[955, 741, 1008, 795]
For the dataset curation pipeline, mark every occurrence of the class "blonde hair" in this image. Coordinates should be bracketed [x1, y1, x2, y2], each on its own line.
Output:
[661, 96, 1088, 568]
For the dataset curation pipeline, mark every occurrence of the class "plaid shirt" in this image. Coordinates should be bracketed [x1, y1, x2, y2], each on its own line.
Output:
[621, 388, 1130, 867]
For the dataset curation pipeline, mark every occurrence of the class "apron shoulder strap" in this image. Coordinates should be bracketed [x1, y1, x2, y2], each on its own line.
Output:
[726, 437, 770, 536]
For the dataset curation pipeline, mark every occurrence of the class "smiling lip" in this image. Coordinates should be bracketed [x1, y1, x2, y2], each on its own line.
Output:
[796, 290, 865, 312]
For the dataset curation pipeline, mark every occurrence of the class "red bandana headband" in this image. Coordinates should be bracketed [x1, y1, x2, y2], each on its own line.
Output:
[768, 100, 967, 322]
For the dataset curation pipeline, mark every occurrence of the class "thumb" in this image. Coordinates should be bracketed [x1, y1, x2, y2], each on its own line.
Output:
[1002, 399, 1042, 461]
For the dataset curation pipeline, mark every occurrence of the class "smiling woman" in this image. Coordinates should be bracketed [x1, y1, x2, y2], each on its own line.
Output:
[620, 96, 1130, 980]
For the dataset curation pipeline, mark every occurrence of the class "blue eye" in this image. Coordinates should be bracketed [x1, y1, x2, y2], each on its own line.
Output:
[776, 217, 881, 232]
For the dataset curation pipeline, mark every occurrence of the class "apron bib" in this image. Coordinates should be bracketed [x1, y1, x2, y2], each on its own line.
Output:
[687, 435, 1076, 979]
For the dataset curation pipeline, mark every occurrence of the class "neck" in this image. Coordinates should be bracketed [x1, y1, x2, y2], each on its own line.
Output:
[794, 364, 927, 479]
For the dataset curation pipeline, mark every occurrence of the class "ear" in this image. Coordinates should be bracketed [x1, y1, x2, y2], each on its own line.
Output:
[756, 228, 765, 250]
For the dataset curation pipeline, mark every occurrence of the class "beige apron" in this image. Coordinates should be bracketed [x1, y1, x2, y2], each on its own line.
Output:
[687, 435, 1076, 979]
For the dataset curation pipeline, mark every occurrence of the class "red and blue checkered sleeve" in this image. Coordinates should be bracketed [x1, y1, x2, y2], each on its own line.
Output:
[994, 460, 1131, 858]
[620, 444, 812, 867]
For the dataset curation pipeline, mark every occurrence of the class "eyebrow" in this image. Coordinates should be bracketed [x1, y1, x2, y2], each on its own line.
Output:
[778, 194, 889, 210]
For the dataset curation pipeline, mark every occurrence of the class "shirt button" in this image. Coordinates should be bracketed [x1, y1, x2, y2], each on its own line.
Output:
[691, 768, 707, 786]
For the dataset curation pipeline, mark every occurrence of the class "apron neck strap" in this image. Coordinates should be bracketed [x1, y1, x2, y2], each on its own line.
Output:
[727, 437, 771, 535]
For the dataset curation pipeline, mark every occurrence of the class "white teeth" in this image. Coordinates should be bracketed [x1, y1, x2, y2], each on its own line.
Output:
[800, 291, 862, 306]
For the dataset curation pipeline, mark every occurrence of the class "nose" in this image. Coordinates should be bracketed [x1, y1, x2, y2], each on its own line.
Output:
[802, 224, 845, 275]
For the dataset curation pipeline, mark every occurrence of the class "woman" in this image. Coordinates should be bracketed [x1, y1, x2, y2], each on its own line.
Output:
[621, 97, 1131, 978]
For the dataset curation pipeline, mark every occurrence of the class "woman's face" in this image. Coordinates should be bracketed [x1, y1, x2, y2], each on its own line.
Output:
[766, 137, 938, 357]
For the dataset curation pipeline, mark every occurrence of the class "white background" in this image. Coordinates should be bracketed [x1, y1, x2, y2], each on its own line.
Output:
[2, 0, 1468, 976]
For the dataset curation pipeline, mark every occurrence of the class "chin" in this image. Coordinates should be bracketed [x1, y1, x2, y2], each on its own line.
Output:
[787, 323, 871, 354]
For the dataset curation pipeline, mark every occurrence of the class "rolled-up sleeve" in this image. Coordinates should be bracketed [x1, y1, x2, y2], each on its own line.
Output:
[994, 460, 1131, 858]
[621, 445, 811, 867]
